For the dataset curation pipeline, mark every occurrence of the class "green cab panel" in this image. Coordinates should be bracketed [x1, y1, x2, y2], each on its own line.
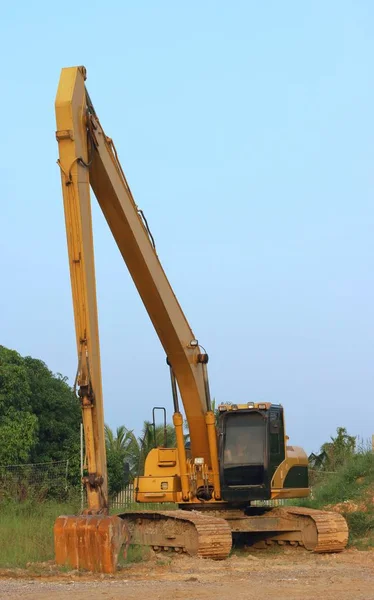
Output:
[283, 465, 308, 488]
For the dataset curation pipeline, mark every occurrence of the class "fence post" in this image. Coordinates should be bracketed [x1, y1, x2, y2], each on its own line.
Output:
[65, 459, 69, 491]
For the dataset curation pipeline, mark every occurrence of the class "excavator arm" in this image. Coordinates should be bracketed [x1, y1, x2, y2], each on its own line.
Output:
[53, 66, 349, 571]
[55, 65, 219, 477]
[54, 66, 221, 570]
[55, 67, 108, 513]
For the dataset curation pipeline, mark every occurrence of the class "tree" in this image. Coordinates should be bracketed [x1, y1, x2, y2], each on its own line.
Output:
[105, 424, 138, 496]
[0, 345, 81, 471]
[23, 355, 81, 465]
[0, 346, 38, 464]
[309, 427, 357, 472]
[320, 427, 356, 471]
[138, 420, 176, 454]
[0, 409, 38, 465]
[105, 420, 182, 496]
[135, 420, 184, 473]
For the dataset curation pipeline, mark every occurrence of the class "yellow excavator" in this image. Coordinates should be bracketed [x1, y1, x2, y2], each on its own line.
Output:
[54, 66, 348, 573]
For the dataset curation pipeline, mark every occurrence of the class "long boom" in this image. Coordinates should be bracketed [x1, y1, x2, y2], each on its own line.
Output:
[55, 66, 212, 481]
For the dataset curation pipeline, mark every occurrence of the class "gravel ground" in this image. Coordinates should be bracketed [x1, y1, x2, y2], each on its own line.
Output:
[1, 548, 373, 600]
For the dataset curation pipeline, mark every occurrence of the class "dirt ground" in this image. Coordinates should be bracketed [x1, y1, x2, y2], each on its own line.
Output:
[1, 548, 373, 600]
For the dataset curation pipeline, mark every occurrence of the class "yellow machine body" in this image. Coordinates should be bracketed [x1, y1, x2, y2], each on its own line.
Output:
[54, 66, 348, 571]
[136, 402, 310, 505]
[136, 443, 310, 504]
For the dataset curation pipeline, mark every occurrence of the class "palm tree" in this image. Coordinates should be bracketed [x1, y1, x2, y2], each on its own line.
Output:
[133, 420, 178, 476]
[105, 424, 138, 496]
[105, 419, 191, 494]
[105, 424, 138, 456]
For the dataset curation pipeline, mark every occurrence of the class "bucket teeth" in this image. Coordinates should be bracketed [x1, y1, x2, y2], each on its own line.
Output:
[54, 514, 130, 573]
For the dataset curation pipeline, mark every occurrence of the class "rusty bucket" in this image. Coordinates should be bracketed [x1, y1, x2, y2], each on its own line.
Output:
[54, 514, 130, 573]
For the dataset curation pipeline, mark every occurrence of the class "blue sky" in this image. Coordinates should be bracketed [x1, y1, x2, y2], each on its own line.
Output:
[1, 1, 373, 453]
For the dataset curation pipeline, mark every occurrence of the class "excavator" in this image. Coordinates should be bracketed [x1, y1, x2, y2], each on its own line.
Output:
[54, 66, 348, 573]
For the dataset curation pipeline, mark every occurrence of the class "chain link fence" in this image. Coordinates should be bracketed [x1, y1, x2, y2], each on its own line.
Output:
[110, 482, 287, 510]
[0, 460, 71, 502]
[0, 462, 296, 508]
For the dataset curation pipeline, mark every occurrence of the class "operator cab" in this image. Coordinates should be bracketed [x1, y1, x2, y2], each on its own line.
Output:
[218, 403, 285, 503]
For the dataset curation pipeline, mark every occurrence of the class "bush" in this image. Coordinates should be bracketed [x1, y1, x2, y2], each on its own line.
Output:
[307, 451, 374, 508]
[298, 450, 374, 547]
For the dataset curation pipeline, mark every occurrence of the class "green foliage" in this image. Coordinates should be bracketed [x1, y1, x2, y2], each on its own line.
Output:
[0, 345, 81, 494]
[305, 450, 374, 508]
[105, 420, 180, 497]
[105, 425, 138, 496]
[23, 355, 81, 466]
[0, 499, 81, 567]
[139, 420, 177, 454]
[211, 398, 220, 425]
[119, 544, 152, 565]
[0, 347, 39, 464]
[320, 427, 356, 471]
[298, 445, 374, 548]
[135, 420, 183, 476]
[0, 409, 38, 465]
[346, 510, 374, 539]
[0, 499, 156, 569]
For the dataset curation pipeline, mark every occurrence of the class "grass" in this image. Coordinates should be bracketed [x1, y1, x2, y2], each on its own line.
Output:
[0, 499, 174, 569]
[2, 453, 374, 569]
[296, 450, 374, 548]
[119, 544, 152, 565]
[0, 499, 80, 568]
[304, 451, 374, 507]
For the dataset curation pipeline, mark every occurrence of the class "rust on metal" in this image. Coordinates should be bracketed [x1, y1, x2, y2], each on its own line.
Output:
[121, 510, 232, 560]
[120, 506, 348, 560]
[224, 506, 348, 553]
[54, 515, 130, 573]
[283, 507, 349, 552]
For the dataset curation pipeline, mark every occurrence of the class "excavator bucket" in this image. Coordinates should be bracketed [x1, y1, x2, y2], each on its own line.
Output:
[54, 514, 130, 573]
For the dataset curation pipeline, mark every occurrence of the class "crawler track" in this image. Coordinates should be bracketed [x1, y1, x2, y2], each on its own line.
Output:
[121, 510, 232, 559]
[225, 506, 348, 553]
[120, 506, 348, 559]
[281, 507, 349, 552]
